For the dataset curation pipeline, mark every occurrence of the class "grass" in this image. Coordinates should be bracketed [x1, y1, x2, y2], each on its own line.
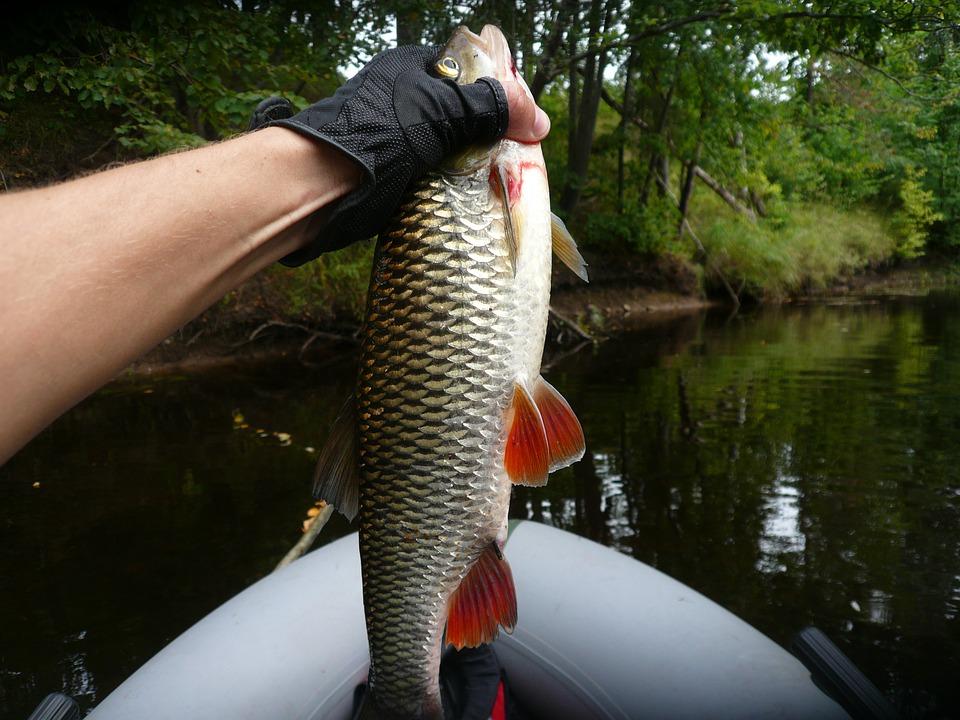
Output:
[689, 192, 897, 299]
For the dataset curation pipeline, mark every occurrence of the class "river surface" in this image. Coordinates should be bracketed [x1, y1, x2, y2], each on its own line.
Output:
[3, 293, 960, 718]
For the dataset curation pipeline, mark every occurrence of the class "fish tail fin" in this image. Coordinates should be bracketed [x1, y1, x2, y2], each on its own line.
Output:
[533, 376, 586, 472]
[352, 686, 441, 720]
[312, 395, 360, 521]
[446, 543, 517, 650]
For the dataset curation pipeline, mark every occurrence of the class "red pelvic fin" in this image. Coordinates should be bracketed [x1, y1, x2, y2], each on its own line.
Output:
[446, 543, 518, 650]
[534, 376, 586, 472]
[504, 382, 549, 486]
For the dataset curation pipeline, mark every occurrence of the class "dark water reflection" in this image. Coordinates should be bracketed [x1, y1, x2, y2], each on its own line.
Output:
[3, 295, 960, 717]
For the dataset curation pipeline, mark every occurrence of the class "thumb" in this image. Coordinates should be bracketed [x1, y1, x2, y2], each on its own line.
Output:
[502, 81, 550, 142]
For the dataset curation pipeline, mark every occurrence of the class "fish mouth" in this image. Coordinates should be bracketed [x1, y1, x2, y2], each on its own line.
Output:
[445, 24, 514, 83]
[479, 25, 514, 79]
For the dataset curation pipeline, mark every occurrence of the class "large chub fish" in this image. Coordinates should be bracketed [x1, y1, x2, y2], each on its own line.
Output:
[314, 24, 588, 719]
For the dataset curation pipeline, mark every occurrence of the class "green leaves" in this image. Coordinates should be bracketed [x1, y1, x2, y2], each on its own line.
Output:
[0, 3, 363, 156]
[891, 168, 942, 259]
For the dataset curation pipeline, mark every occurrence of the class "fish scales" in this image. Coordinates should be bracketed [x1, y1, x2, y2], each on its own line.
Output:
[357, 161, 548, 717]
[304, 23, 589, 720]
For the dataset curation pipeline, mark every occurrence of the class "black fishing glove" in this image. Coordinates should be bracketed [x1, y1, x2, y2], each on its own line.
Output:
[249, 45, 509, 266]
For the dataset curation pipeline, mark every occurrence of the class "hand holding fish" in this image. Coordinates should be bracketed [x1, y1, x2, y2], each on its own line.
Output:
[249, 45, 550, 265]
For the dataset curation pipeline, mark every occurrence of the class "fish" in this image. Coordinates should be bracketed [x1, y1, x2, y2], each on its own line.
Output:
[313, 24, 589, 720]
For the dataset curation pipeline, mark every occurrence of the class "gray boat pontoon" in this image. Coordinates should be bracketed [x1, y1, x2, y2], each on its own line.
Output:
[31, 521, 896, 719]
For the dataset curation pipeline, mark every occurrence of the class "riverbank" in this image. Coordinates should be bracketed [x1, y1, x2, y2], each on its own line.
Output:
[126, 251, 712, 377]
[123, 251, 960, 379]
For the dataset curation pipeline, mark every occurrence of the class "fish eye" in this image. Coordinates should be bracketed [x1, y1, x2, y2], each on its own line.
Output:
[436, 56, 460, 79]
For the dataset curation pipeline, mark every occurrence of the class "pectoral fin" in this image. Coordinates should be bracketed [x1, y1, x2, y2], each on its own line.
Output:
[446, 543, 517, 649]
[504, 382, 549, 486]
[551, 213, 589, 282]
[491, 164, 522, 275]
[533, 376, 586, 472]
[312, 396, 360, 521]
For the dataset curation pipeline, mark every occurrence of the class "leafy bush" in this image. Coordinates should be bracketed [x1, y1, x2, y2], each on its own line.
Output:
[0, 3, 365, 161]
[264, 242, 375, 324]
[890, 168, 942, 259]
[696, 202, 896, 298]
[583, 196, 677, 255]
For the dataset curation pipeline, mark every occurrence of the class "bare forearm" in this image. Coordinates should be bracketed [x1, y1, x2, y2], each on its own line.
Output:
[0, 127, 359, 462]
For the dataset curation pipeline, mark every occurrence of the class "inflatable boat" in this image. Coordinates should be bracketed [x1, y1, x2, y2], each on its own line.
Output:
[33, 521, 894, 719]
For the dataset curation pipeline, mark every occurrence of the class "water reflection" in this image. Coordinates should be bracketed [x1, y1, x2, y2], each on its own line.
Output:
[4, 295, 960, 717]
[758, 463, 805, 574]
[514, 295, 960, 716]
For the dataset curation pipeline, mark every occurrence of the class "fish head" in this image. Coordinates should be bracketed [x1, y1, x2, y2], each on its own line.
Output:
[433, 25, 533, 175]
[436, 25, 522, 90]
[436, 25, 528, 174]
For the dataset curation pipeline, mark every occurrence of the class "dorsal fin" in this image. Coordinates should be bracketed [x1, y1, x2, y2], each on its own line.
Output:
[491, 163, 522, 275]
[533, 376, 586, 472]
[504, 382, 549, 486]
[312, 396, 360, 521]
[446, 543, 517, 649]
[551, 213, 589, 282]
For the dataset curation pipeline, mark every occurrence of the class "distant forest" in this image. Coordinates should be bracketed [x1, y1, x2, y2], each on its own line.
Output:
[3, 1, 960, 304]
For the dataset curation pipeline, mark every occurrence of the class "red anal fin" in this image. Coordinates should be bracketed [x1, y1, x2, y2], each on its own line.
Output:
[534, 376, 586, 472]
[504, 383, 549, 486]
[446, 544, 518, 650]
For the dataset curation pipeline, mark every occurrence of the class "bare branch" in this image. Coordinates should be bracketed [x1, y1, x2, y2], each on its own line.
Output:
[546, 9, 732, 83]
[827, 48, 944, 102]
[545, 6, 955, 85]
[693, 166, 757, 222]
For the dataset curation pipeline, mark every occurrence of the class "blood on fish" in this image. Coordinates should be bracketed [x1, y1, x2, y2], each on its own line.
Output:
[508, 171, 522, 204]
[488, 163, 545, 205]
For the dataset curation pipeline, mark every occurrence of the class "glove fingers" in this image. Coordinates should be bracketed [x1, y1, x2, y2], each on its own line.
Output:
[248, 97, 295, 131]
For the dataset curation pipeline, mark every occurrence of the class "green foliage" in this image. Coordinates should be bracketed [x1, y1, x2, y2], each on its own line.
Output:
[0, 2, 370, 159]
[695, 199, 896, 297]
[4, 0, 960, 315]
[799, 102, 884, 207]
[890, 168, 942, 259]
[266, 242, 375, 324]
[583, 197, 677, 256]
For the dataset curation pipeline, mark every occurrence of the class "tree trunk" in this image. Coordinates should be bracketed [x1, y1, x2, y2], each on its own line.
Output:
[396, 5, 423, 45]
[640, 44, 683, 203]
[566, 20, 579, 172]
[617, 46, 638, 214]
[529, 0, 579, 101]
[693, 165, 757, 221]
[560, 0, 615, 214]
[750, 189, 768, 218]
[658, 154, 670, 197]
[518, 2, 536, 82]
[677, 143, 701, 233]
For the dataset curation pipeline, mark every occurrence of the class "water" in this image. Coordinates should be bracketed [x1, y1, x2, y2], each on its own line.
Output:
[3, 293, 960, 718]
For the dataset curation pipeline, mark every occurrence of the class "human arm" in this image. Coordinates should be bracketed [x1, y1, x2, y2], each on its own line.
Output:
[0, 128, 359, 463]
[0, 70, 548, 464]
